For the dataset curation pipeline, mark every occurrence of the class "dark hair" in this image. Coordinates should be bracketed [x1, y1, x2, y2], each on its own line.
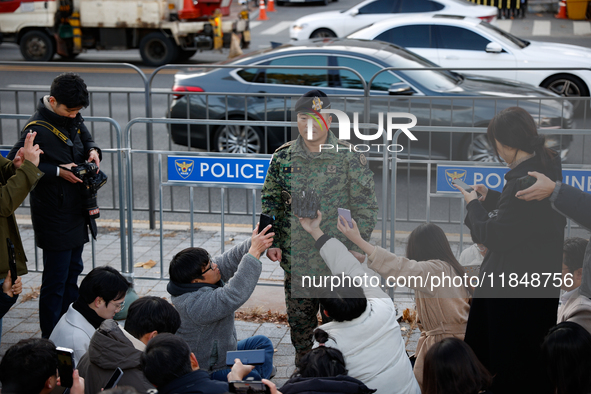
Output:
[293, 329, 348, 378]
[406, 223, 472, 295]
[319, 282, 367, 322]
[422, 337, 492, 394]
[102, 387, 140, 394]
[169, 247, 211, 283]
[487, 106, 556, 172]
[50, 73, 89, 109]
[563, 237, 588, 273]
[541, 322, 591, 394]
[0, 338, 58, 394]
[125, 296, 181, 339]
[78, 266, 131, 306]
[140, 333, 193, 388]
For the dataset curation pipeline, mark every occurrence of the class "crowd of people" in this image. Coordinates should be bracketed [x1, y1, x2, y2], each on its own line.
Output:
[0, 80, 589, 394]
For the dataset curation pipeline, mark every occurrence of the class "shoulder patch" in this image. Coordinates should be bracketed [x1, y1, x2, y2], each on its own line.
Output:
[359, 154, 367, 166]
[275, 140, 295, 152]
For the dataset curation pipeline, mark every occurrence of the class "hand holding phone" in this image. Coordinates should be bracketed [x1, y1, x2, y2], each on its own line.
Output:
[6, 239, 17, 288]
[452, 179, 482, 198]
[258, 214, 274, 234]
[56, 347, 75, 388]
[338, 208, 353, 229]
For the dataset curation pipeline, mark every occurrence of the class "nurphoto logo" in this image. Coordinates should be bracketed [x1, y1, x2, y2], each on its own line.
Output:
[305, 109, 418, 153]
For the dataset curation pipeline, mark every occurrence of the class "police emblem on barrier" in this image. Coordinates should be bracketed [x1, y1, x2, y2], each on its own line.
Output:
[445, 169, 467, 189]
[175, 160, 194, 179]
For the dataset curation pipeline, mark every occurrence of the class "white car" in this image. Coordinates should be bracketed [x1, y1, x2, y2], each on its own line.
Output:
[349, 14, 591, 104]
[290, 0, 497, 40]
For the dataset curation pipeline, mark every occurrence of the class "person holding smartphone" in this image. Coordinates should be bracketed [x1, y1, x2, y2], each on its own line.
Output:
[455, 107, 565, 394]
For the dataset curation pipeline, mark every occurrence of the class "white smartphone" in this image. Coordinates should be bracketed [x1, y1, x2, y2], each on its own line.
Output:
[338, 208, 353, 228]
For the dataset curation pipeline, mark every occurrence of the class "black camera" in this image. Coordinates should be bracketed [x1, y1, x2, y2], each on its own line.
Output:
[71, 162, 107, 220]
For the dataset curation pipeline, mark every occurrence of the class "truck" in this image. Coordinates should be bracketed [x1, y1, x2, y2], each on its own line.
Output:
[0, 0, 251, 66]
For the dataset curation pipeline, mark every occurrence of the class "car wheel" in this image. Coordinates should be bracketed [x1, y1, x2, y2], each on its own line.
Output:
[139, 32, 179, 67]
[20, 30, 55, 61]
[460, 134, 500, 162]
[541, 74, 589, 111]
[214, 124, 264, 154]
[310, 28, 336, 39]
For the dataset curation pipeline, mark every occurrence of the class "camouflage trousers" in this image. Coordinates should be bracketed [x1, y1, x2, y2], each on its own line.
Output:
[284, 271, 324, 365]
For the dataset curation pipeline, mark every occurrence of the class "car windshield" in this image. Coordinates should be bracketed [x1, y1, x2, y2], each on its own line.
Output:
[382, 47, 462, 91]
[479, 21, 529, 48]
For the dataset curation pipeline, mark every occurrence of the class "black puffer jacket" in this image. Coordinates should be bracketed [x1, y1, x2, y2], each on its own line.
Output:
[280, 375, 377, 394]
[7, 98, 101, 251]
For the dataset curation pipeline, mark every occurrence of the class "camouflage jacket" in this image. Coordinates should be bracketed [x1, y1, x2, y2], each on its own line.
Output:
[261, 131, 378, 278]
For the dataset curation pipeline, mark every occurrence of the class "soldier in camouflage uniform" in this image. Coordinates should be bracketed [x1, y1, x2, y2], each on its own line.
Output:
[261, 90, 378, 362]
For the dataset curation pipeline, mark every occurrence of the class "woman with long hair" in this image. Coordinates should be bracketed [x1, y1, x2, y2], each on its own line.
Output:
[422, 337, 492, 394]
[337, 220, 471, 389]
[279, 329, 376, 394]
[456, 106, 566, 394]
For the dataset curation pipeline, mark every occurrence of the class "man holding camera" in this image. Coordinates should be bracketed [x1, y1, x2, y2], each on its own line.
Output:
[8, 73, 101, 338]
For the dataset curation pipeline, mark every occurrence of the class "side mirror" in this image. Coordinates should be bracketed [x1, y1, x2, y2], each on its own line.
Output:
[485, 42, 503, 53]
[350, 9, 359, 16]
[388, 82, 414, 95]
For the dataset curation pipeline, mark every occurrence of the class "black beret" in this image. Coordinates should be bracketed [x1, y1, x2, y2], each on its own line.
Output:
[295, 89, 331, 113]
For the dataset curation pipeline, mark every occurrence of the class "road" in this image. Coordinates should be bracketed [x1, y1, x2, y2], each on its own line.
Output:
[0, 2, 590, 236]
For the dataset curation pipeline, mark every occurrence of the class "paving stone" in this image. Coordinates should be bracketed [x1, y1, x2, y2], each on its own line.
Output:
[274, 344, 295, 356]
[255, 323, 288, 339]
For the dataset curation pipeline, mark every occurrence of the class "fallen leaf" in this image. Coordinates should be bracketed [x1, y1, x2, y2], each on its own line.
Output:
[401, 327, 407, 332]
[229, 237, 235, 241]
[20, 286, 40, 303]
[134, 259, 157, 269]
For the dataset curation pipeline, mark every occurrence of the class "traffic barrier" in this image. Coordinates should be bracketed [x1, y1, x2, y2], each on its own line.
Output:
[555, 1, 568, 18]
[268, 0, 276, 12]
[258, 0, 268, 20]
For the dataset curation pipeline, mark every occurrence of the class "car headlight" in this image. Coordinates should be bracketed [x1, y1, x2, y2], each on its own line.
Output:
[291, 23, 308, 32]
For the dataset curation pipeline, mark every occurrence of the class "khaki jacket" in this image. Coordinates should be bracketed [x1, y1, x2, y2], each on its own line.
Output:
[0, 156, 43, 277]
[557, 288, 591, 334]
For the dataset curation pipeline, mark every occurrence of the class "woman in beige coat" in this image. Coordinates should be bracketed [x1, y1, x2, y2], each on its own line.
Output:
[337, 219, 471, 389]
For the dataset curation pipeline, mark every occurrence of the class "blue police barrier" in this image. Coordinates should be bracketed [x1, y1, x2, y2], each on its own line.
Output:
[168, 156, 271, 185]
[0, 150, 9, 157]
[437, 165, 591, 195]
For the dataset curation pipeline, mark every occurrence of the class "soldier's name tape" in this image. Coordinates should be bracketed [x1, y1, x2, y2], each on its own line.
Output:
[301, 272, 574, 293]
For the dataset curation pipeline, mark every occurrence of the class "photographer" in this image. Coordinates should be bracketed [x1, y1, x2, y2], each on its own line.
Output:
[8, 73, 102, 339]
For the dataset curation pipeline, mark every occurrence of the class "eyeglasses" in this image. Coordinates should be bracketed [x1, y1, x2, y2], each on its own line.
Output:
[201, 262, 214, 275]
[114, 300, 125, 312]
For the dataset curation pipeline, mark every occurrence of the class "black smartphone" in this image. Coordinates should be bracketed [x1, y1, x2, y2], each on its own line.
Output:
[229, 381, 271, 394]
[516, 175, 537, 191]
[452, 179, 482, 198]
[226, 349, 266, 365]
[6, 238, 17, 286]
[258, 214, 274, 234]
[56, 347, 75, 388]
[103, 367, 124, 390]
[452, 179, 474, 193]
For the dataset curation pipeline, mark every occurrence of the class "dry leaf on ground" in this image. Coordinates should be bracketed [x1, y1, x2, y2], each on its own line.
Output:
[20, 286, 41, 303]
[134, 259, 157, 269]
[235, 307, 288, 325]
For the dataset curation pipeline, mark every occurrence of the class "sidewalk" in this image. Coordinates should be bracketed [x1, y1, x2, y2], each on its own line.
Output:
[1, 222, 430, 387]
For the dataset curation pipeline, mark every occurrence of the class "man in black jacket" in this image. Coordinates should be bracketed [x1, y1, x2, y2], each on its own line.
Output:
[8, 73, 102, 338]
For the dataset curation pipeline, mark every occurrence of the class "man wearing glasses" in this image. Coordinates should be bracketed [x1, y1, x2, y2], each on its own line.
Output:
[49, 266, 130, 364]
[167, 224, 276, 382]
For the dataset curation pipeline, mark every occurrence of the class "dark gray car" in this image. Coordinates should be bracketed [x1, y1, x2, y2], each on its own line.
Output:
[168, 38, 573, 161]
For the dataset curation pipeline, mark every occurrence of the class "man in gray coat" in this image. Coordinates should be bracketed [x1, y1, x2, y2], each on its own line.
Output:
[167, 224, 275, 382]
